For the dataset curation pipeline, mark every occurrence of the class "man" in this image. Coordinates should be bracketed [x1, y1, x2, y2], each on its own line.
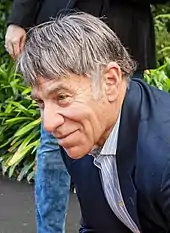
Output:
[5, 0, 110, 232]
[5, 1, 170, 232]
[18, 12, 170, 233]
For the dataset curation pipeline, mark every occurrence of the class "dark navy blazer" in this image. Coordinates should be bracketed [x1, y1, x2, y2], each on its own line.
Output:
[62, 79, 170, 233]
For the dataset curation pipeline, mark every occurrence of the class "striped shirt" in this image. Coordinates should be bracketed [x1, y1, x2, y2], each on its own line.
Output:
[92, 115, 140, 233]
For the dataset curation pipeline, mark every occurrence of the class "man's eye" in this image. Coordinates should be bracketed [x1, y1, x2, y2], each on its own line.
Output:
[58, 94, 68, 100]
[57, 93, 72, 106]
[35, 99, 44, 108]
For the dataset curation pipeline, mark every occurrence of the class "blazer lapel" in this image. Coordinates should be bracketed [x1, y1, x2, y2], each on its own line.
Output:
[116, 80, 142, 230]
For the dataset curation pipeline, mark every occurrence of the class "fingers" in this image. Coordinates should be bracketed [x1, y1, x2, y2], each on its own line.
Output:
[5, 39, 20, 60]
[13, 40, 21, 59]
[20, 34, 26, 54]
[5, 25, 26, 60]
[5, 42, 13, 58]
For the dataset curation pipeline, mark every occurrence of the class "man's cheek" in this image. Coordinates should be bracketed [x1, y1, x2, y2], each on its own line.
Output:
[61, 107, 89, 120]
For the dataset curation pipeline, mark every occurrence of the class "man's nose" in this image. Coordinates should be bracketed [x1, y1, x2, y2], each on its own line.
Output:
[42, 106, 64, 133]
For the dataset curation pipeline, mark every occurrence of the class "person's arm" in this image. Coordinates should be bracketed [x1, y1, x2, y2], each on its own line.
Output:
[7, 0, 41, 28]
[5, 0, 41, 59]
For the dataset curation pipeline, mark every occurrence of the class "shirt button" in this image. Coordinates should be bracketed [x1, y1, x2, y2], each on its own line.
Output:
[119, 201, 124, 207]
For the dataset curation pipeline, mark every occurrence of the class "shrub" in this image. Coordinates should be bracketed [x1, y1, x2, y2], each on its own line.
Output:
[0, 62, 40, 182]
[144, 58, 170, 91]
[153, 4, 170, 64]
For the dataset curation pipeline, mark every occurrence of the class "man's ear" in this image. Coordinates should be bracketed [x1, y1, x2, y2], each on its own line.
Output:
[103, 62, 122, 102]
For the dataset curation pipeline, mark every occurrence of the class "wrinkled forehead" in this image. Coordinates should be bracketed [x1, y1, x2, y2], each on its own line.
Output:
[30, 73, 90, 99]
[31, 76, 68, 97]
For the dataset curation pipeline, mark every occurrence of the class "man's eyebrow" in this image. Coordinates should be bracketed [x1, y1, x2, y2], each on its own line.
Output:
[46, 84, 71, 95]
[30, 84, 71, 100]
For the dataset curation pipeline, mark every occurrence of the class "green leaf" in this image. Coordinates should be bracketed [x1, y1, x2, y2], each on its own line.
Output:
[17, 161, 35, 181]
[27, 170, 35, 183]
[14, 118, 41, 137]
[1, 153, 13, 175]
[155, 14, 170, 20]
[4, 103, 13, 114]
[8, 138, 24, 152]
[9, 101, 31, 116]
[0, 137, 14, 149]
[22, 87, 31, 95]
[7, 130, 40, 166]
[7, 139, 40, 166]
[0, 113, 14, 117]
[6, 117, 33, 124]
[0, 66, 7, 79]
[8, 163, 18, 178]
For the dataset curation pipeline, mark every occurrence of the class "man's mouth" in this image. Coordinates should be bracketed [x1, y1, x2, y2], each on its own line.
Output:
[55, 130, 78, 140]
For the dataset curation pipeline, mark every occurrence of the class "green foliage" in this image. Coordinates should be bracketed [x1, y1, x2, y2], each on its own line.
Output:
[144, 58, 170, 91]
[0, 62, 40, 182]
[153, 4, 170, 64]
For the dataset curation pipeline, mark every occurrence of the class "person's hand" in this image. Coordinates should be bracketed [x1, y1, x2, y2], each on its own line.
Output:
[5, 24, 26, 60]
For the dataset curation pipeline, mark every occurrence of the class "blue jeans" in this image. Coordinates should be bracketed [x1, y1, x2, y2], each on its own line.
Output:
[35, 125, 70, 233]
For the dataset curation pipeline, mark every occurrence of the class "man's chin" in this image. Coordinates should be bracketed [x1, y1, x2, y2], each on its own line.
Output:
[63, 147, 87, 160]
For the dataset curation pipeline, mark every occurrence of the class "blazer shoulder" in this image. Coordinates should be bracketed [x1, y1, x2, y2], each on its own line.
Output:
[134, 78, 170, 189]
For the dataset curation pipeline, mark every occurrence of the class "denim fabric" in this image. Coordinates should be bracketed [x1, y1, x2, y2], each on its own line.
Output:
[35, 125, 70, 233]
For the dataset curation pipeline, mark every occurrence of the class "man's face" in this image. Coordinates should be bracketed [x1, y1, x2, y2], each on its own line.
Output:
[32, 66, 124, 159]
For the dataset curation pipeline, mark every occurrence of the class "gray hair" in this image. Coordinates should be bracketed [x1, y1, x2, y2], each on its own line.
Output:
[18, 12, 136, 95]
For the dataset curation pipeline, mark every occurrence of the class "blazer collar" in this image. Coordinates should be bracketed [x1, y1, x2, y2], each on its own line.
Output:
[116, 80, 142, 230]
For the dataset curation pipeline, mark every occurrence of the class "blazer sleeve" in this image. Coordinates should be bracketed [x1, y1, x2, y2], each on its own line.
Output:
[157, 160, 170, 229]
[7, 0, 41, 28]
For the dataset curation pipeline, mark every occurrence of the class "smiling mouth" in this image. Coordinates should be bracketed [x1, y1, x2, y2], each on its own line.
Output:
[56, 130, 78, 140]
